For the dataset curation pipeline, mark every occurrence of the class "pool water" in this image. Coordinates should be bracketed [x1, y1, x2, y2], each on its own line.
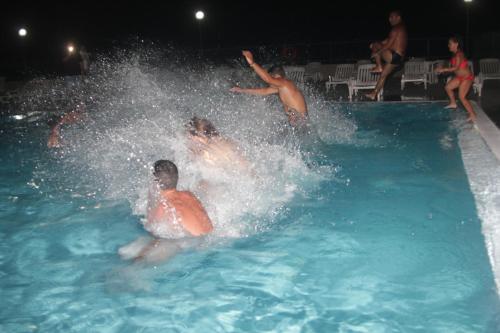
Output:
[1, 103, 499, 332]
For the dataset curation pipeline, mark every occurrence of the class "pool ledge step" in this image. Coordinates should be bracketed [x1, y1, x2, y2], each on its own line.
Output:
[459, 101, 500, 296]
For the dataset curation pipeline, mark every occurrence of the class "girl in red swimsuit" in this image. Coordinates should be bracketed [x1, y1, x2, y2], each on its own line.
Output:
[436, 35, 476, 122]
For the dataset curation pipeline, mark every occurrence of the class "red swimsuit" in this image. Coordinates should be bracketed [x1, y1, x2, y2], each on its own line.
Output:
[451, 52, 474, 82]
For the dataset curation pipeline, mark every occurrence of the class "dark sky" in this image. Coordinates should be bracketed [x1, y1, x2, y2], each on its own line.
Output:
[1, 0, 499, 76]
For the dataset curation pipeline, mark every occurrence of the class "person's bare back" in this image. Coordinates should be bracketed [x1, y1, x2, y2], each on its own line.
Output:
[390, 23, 407, 57]
[147, 189, 213, 237]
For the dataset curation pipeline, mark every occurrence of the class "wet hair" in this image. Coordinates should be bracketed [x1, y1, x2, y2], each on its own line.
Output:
[269, 65, 286, 78]
[187, 117, 219, 138]
[47, 115, 62, 128]
[153, 160, 178, 190]
[449, 35, 464, 51]
[390, 10, 402, 18]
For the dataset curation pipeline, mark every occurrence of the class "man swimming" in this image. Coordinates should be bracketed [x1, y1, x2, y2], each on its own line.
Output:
[230, 50, 308, 127]
[186, 117, 251, 171]
[47, 102, 85, 148]
[119, 160, 213, 263]
[366, 10, 408, 101]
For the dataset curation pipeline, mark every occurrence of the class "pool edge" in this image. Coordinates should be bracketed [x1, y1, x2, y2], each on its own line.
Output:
[459, 101, 500, 296]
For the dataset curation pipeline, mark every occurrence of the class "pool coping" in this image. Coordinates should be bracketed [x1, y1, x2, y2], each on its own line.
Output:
[471, 101, 500, 162]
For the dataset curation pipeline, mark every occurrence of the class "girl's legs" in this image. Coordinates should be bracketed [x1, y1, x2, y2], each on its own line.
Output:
[445, 78, 460, 108]
[458, 80, 476, 122]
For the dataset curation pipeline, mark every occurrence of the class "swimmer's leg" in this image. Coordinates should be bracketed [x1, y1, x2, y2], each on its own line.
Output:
[118, 236, 152, 260]
[133, 239, 182, 263]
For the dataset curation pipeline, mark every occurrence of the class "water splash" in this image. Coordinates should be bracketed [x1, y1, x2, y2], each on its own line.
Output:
[28, 45, 357, 238]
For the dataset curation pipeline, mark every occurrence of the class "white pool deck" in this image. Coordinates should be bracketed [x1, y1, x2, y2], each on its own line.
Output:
[459, 101, 500, 295]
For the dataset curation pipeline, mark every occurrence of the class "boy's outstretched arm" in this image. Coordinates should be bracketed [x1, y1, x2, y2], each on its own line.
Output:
[242, 50, 283, 87]
[230, 86, 278, 96]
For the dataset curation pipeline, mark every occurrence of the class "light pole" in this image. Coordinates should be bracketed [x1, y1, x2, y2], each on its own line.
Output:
[18, 27, 28, 72]
[18, 28, 28, 38]
[464, 0, 473, 55]
[195, 10, 205, 57]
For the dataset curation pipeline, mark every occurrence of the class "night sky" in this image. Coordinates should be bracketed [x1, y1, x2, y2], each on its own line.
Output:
[1, 0, 499, 77]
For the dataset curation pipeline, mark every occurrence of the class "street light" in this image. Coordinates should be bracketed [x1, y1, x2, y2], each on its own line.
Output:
[195, 10, 205, 57]
[18, 28, 28, 37]
[195, 10, 205, 20]
[464, 0, 473, 54]
[17, 27, 29, 72]
[67, 44, 75, 54]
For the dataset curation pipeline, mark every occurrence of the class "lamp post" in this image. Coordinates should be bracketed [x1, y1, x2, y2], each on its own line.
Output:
[464, 0, 473, 55]
[18, 27, 28, 72]
[195, 10, 205, 57]
[18, 28, 28, 38]
[67, 44, 75, 54]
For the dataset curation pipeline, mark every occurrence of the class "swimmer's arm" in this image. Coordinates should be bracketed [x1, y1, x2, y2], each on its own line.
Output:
[47, 126, 61, 148]
[251, 63, 284, 87]
[241, 50, 283, 87]
[230, 86, 278, 96]
[146, 202, 165, 225]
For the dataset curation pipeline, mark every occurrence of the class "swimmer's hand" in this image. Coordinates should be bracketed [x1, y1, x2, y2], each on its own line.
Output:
[242, 50, 254, 66]
[230, 87, 244, 93]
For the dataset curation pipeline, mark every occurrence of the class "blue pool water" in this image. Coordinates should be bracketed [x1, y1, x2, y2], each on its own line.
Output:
[1, 103, 499, 332]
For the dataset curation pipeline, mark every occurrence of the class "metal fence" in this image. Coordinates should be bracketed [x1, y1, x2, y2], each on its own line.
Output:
[201, 38, 452, 65]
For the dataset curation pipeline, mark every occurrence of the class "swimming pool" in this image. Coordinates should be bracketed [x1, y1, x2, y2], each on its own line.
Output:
[1, 102, 499, 332]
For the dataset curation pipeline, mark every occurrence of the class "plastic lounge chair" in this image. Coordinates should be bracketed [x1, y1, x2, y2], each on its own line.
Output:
[305, 62, 322, 83]
[474, 58, 500, 97]
[284, 66, 305, 88]
[348, 64, 383, 101]
[325, 64, 355, 92]
[401, 61, 428, 90]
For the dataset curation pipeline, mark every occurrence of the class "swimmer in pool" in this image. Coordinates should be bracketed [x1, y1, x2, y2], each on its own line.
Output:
[119, 160, 213, 263]
[435, 35, 477, 122]
[47, 102, 85, 148]
[186, 117, 251, 172]
[230, 50, 308, 127]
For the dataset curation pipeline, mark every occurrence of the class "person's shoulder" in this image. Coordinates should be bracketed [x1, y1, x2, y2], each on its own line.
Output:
[393, 23, 405, 31]
[178, 191, 198, 200]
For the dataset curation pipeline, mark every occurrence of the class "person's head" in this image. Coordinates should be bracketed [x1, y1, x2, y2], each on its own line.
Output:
[187, 117, 219, 139]
[448, 35, 464, 53]
[47, 115, 62, 128]
[269, 65, 286, 79]
[153, 160, 178, 190]
[389, 10, 402, 26]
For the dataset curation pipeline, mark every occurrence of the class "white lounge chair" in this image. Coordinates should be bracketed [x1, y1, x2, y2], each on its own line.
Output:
[474, 58, 500, 97]
[325, 64, 355, 93]
[348, 64, 383, 101]
[401, 61, 428, 90]
[425, 60, 446, 84]
[356, 59, 372, 66]
[305, 62, 322, 82]
[284, 66, 305, 88]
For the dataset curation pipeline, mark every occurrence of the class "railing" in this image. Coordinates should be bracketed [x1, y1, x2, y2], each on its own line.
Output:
[201, 38, 451, 65]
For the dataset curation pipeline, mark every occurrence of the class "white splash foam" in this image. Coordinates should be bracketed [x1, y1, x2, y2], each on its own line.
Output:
[35, 47, 356, 238]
